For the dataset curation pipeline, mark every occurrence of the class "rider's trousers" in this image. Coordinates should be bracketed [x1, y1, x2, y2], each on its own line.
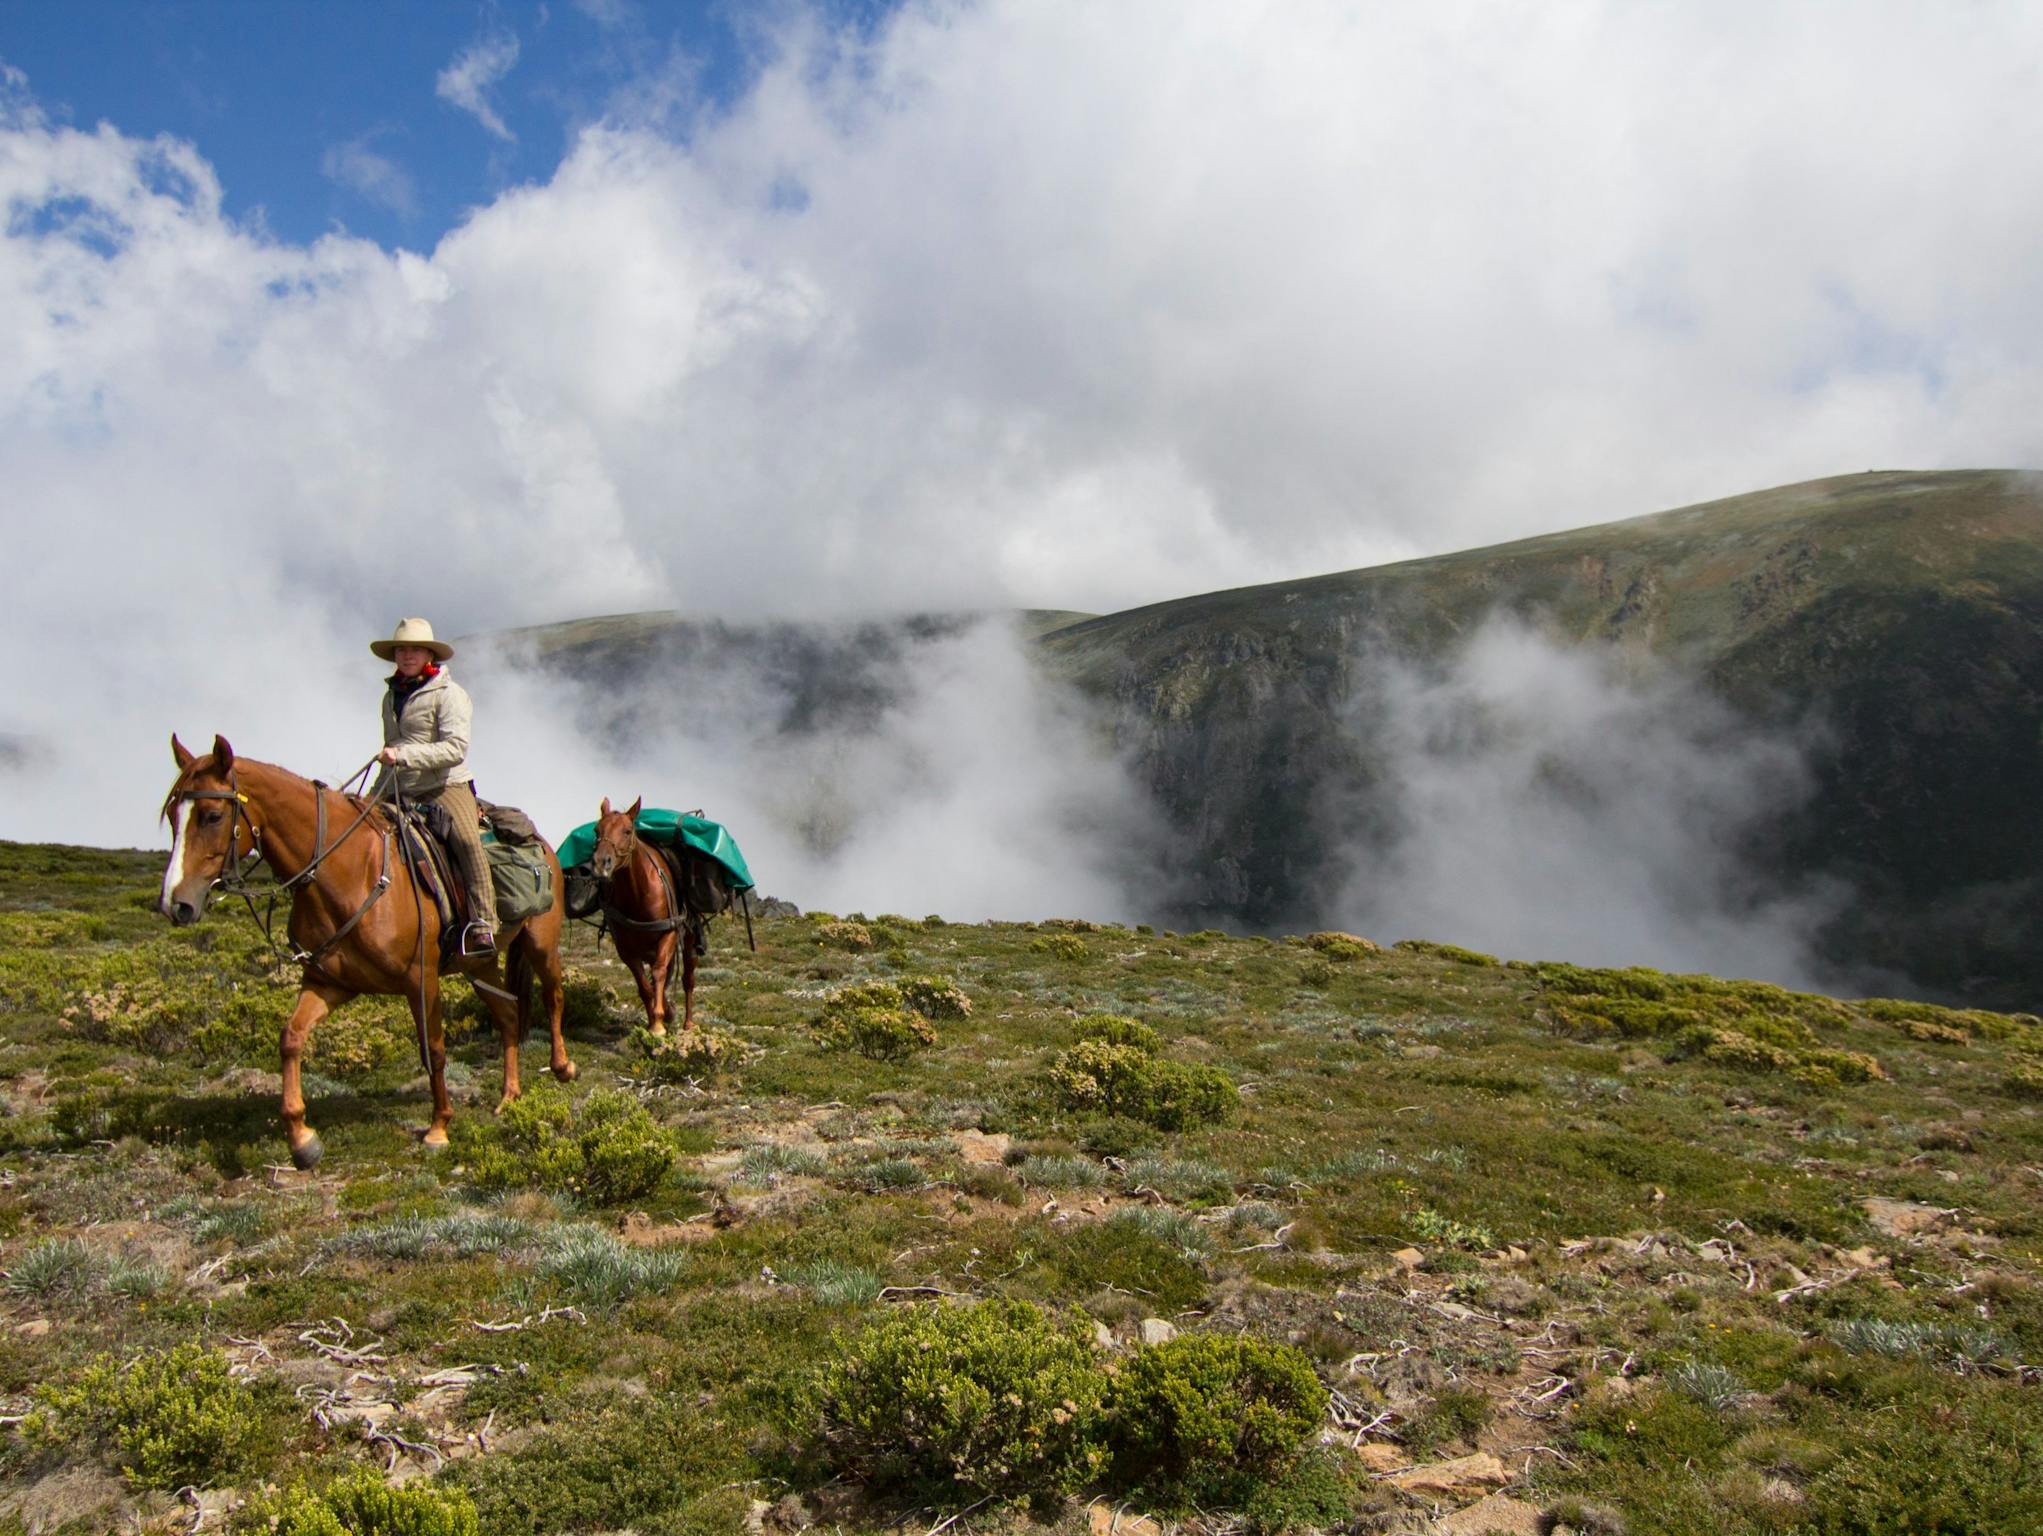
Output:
[423, 781, 493, 933]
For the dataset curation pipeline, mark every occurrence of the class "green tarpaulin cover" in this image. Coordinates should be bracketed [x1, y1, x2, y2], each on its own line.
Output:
[555, 809, 756, 893]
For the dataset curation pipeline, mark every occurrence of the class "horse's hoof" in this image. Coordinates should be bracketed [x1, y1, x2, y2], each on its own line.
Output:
[421, 1129, 451, 1151]
[493, 1096, 516, 1116]
[649, 1023, 667, 1039]
[289, 1133, 323, 1171]
[552, 1061, 578, 1083]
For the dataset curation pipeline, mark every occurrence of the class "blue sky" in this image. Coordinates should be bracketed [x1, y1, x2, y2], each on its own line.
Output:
[1, 0, 881, 250]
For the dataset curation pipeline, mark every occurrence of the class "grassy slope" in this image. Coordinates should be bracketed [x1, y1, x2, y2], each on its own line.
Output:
[1042, 469, 2043, 667]
[2, 842, 2040, 1534]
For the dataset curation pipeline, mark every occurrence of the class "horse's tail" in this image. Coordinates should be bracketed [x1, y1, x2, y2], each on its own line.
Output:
[507, 938, 535, 1043]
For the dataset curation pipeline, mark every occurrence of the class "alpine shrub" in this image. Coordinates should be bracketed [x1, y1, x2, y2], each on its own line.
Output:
[810, 981, 942, 1059]
[899, 974, 973, 1020]
[630, 1025, 736, 1081]
[1238, 1446, 1363, 1535]
[1030, 933, 1088, 962]
[1394, 939, 1499, 966]
[1073, 1014, 1162, 1054]
[1047, 1040, 1237, 1131]
[1801, 1379, 2042, 1534]
[816, 921, 874, 951]
[1048, 1040, 1157, 1118]
[1305, 932, 1378, 960]
[460, 1088, 676, 1204]
[811, 1298, 1111, 1500]
[1137, 1059, 1240, 1131]
[27, 1341, 268, 1490]
[1106, 1333, 1327, 1503]
[1409, 1207, 1495, 1251]
[558, 968, 634, 1036]
[2001, 1059, 2043, 1099]
[269, 1469, 480, 1536]
[813, 1003, 938, 1061]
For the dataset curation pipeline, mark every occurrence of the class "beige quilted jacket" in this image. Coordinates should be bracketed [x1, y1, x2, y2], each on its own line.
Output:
[373, 668, 474, 798]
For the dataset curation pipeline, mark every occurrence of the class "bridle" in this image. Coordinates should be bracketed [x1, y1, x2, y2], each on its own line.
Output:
[167, 758, 393, 976]
[593, 817, 689, 944]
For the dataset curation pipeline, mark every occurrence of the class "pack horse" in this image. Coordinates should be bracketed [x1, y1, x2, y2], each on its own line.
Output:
[157, 734, 576, 1166]
[566, 798, 756, 1036]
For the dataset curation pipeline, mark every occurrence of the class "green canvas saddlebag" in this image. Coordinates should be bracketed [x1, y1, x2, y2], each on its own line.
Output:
[483, 836, 554, 924]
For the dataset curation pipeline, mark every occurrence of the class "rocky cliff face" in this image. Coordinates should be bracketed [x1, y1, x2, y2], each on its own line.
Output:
[1040, 470, 2043, 1006]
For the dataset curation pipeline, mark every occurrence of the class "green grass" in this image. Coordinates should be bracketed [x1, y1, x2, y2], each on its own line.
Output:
[3, 840, 2041, 1533]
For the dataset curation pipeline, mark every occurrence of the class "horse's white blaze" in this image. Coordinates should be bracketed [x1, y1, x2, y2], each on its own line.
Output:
[160, 801, 192, 911]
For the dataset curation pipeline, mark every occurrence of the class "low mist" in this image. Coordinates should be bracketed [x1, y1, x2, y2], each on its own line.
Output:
[1328, 619, 1862, 991]
[464, 617, 1166, 924]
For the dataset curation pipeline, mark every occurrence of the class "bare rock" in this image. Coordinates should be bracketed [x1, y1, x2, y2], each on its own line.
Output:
[1353, 1442, 1408, 1473]
[1437, 1493, 1544, 1536]
[1138, 1318, 1178, 1346]
[1862, 1197, 1952, 1238]
[15, 1318, 52, 1338]
[1392, 1246, 1427, 1270]
[1386, 1451, 1511, 1496]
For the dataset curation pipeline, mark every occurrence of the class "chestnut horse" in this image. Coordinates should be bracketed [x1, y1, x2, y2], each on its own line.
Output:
[589, 796, 702, 1035]
[158, 734, 575, 1167]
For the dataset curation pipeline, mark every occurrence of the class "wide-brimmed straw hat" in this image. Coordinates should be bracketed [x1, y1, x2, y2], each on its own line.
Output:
[369, 617, 454, 662]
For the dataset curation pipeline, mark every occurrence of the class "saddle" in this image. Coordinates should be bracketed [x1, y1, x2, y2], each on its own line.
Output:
[388, 802, 468, 956]
[390, 796, 552, 961]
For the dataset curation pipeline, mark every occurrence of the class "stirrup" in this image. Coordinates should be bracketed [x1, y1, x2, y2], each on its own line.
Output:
[461, 922, 497, 956]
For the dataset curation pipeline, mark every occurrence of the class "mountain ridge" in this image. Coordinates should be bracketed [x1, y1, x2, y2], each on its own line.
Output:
[501, 470, 2043, 1007]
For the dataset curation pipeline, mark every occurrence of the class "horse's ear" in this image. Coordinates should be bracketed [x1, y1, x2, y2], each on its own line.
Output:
[211, 734, 236, 772]
[626, 796, 642, 820]
[171, 734, 195, 769]
[600, 796, 612, 818]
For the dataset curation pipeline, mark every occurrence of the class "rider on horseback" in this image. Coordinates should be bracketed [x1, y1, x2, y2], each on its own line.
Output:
[370, 617, 494, 955]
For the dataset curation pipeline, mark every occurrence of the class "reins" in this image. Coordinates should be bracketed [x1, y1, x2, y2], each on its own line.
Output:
[173, 756, 391, 980]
